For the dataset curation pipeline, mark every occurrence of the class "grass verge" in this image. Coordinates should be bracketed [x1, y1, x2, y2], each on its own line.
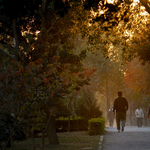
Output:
[7, 131, 100, 150]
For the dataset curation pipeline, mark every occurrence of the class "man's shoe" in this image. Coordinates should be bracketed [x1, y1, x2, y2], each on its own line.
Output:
[121, 126, 124, 132]
[118, 130, 120, 132]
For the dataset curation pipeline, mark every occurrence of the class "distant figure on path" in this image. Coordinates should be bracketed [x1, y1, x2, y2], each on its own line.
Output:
[108, 107, 115, 127]
[135, 105, 144, 127]
[113, 91, 128, 132]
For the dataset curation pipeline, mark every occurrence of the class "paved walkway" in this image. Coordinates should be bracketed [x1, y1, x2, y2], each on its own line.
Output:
[101, 126, 150, 150]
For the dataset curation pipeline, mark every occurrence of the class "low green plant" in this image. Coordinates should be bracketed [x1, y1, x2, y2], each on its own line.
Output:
[88, 117, 105, 135]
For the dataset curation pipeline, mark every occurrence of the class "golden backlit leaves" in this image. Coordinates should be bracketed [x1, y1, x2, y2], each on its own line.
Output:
[123, 10, 150, 62]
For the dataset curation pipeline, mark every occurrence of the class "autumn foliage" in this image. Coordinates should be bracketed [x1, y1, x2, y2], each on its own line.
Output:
[0, 42, 97, 119]
[124, 57, 150, 94]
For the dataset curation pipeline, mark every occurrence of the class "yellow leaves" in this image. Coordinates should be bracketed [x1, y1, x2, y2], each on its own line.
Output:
[31, 125, 42, 131]
[28, 43, 35, 52]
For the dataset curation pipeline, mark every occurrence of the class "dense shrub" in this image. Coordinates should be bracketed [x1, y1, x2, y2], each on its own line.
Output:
[0, 112, 26, 142]
[73, 90, 102, 120]
[88, 117, 105, 135]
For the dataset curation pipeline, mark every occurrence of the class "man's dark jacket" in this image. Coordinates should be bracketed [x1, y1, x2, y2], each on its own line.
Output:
[113, 96, 128, 113]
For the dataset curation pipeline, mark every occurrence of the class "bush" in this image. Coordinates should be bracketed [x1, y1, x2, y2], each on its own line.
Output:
[73, 90, 102, 120]
[87, 117, 105, 135]
[0, 112, 26, 142]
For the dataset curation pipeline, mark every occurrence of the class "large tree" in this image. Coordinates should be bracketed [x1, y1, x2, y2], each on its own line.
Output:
[0, 0, 92, 146]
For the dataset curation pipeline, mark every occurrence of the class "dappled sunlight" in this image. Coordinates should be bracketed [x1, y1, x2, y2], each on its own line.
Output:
[106, 0, 115, 4]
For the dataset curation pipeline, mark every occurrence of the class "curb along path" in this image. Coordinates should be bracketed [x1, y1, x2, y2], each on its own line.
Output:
[97, 135, 104, 150]
[101, 126, 150, 150]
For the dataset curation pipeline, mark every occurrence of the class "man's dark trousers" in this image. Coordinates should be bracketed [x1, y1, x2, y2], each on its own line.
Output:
[137, 118, 143, 127]
[116, 112, 126, 130]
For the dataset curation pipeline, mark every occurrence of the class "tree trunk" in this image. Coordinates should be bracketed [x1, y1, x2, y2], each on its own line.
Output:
[129, 101, 133, 126]
[42, 104, 59, 145]
[38, 0, 47, 30]
[40, 130, 45, 150]
[68, 111, 70, 133]
[107, 96, 110, 120]
[46, 115, 59, 145]
[31, 130, 36, 150]
[12, 18, 19, 50]
[41, 0, 47, 28]
[68, 99, 71, 133]
[10, 136, 13, 150]
[31, 131, 36, 150]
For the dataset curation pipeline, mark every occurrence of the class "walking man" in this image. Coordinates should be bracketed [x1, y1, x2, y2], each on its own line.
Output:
[108, 107, 115, 127]
[113, 91, 128, 132]
[135, 105, 144, 127]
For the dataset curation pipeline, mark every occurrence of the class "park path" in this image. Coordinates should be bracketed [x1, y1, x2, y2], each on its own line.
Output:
[101, 126, 150, 150]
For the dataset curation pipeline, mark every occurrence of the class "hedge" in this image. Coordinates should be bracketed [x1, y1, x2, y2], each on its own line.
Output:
[56, 117, 88, 132]
[87, 117, 105, 135]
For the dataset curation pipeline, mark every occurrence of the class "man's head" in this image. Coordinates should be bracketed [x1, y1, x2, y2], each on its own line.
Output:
[118, 91, 122, 97]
